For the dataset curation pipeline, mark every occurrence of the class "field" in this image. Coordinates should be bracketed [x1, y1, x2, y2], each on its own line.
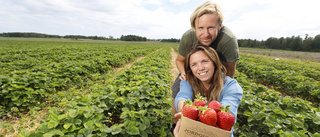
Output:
[0, 38, 320, 136]
[240, 47, 320, 63]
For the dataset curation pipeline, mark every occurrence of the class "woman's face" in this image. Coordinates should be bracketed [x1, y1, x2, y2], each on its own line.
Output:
[189, 50, 215, 86]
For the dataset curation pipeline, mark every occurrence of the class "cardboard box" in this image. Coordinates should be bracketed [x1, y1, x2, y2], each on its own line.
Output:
[178, 115, 231, 137]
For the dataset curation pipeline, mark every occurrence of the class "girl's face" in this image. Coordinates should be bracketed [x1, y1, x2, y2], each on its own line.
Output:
[189, 50, 215, 86]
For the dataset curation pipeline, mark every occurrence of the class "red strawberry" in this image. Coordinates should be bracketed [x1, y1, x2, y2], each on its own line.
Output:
[217, 105, 235, 131]
[193, 93, 207, 107]
[199, 107, 217, 126]
[182, 99, 200, 120]
[208, 100, 222, 113]
[214, 124, 221, 129]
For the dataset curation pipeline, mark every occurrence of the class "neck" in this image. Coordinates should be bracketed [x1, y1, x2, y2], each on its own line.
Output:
[202, 82, 211, 90]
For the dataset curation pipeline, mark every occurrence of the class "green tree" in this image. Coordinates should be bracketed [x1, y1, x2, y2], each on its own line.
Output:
[289, 36, 303, 51]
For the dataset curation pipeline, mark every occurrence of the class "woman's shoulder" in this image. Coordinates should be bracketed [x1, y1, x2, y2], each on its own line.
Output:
[223, 76, 242, 92]
[224, 76, 237, 84]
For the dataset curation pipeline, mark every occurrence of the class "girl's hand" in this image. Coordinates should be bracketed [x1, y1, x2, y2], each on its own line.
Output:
[173, 112, 182, 137]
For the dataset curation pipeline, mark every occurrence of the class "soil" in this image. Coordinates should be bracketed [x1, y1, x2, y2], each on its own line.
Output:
[169, 48, 179, 83]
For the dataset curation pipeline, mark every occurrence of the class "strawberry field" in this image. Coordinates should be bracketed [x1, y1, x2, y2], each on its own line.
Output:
[0, 38, 320, 136]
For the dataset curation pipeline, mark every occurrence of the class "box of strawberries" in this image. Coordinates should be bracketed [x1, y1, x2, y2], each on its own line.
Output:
[178, 95, 234, 137]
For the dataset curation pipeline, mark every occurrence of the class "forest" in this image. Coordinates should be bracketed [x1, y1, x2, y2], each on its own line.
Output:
[239, 34, 320, 52]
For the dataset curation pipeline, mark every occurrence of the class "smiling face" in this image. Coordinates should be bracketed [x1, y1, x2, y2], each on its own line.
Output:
[189, 50, 215, 87]
[195, 13, 221, 46]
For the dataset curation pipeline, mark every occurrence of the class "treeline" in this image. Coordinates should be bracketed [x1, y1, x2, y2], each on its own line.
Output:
[0, 32, 112, 40]
[161, 38, 180, 43]
[0, 32, 61, 38]
[120, 35, 147, 41]
[238, 34, 320, 52]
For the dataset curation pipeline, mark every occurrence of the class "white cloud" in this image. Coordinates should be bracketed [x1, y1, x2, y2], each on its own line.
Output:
[169, 0, 190, 5]
[0, 0, 319, 40]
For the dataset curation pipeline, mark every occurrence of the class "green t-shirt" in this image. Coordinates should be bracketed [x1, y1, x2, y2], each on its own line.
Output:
[178, 25, 239, 62]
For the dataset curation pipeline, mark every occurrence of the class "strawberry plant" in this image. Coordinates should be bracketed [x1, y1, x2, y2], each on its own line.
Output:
[237, 53, 320, 103]
[0, 39, 161, 117]
[234, 71, 320, 136]
[26, 47, 174, 136]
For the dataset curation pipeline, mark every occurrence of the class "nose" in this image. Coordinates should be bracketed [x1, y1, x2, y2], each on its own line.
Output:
[198, 64, 205, 71]
[203, 29, 209, 37]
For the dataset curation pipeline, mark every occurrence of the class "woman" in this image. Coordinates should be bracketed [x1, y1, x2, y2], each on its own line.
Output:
[173, 44, 243, 137]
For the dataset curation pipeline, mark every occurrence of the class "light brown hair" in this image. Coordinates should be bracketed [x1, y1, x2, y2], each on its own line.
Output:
[184, 44, 226, 101]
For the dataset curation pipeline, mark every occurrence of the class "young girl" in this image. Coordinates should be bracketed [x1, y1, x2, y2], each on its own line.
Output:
[174, 44, 243, 137]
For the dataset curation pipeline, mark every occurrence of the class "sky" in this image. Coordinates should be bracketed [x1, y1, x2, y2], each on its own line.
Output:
[1, 0, 319, 40]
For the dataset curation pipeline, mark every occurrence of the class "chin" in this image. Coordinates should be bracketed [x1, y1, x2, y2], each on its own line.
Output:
[200, 41, 212, 46]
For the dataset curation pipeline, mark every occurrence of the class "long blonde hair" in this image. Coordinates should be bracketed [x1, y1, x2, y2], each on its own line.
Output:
[190, 1, 224, 29]
[184, 44, 226, 101]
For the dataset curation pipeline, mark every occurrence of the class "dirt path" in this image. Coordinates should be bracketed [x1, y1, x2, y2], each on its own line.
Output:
[169, 48, 179, 84]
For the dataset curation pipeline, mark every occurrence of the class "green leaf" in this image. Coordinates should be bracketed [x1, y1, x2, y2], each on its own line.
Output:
[293, 121, 304, 129]
[43, 133, 54, 137]
[63, 123, 73, 129]
[84, 120, 94, 129]
[111, 124, 122, 135]
[47, 121, 59, 129]
[313, 133, 320, 137]
[69, 109, 77, 118]
[127, 126, 140, 135]
[103, 127, 112, 133]
[78, 128, 93, 137]
[142, 117, 150, 127]
[58, 114, 67, 120]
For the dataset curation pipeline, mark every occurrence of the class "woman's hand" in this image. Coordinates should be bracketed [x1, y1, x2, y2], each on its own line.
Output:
[173, 112, 182, 137]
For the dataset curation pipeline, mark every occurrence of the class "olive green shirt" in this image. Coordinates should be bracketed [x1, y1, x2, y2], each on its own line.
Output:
[178, 26, 239, 62]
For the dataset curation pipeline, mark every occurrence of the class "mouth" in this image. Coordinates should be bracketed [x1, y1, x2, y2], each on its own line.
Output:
[198, 71, 208, 76]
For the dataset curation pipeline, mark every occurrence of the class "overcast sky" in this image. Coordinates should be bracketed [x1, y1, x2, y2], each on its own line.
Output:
[1, 0, 319, 40]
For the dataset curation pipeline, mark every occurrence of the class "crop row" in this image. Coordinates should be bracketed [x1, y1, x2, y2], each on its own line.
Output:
[0, 40, 160, 117]
[25, 47, 173, 136]
[237, 53, 320, 103]
[234, 71, 320, 136]
[240, 53, 320, 81]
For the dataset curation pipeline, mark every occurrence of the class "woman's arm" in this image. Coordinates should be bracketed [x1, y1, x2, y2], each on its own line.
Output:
[174, 80, 194, 112]
[219, 77, 243, 118]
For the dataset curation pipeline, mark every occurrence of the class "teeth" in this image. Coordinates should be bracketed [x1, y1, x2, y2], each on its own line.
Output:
[199, 72, 207, 75]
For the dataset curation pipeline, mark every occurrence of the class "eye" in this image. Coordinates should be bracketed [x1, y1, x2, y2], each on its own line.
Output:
[203, 60, 209, 63]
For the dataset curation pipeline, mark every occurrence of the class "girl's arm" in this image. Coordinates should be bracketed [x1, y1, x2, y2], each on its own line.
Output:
[175, 80, 193, 112]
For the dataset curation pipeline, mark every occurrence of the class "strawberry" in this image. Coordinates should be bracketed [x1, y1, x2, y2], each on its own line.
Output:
[193, 93, 207, 107]
[182, 99, 200, 120]
[199, 107, 217, 126]
[217, 105, 235, 131]
[208, 100, 222, 113]
[214, 124, 221, 129]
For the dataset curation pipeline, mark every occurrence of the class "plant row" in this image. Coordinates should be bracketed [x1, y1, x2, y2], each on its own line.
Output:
[237, 54, 320, 103]
[0, 40, 160, 117]
[234, 71, 320, 136]
[24, 47, 173, 136]
[240, 53, 320, 81]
